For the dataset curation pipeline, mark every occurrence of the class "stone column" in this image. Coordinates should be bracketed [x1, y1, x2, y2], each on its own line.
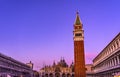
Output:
[108, 62, 110, 68]
[118, 39, 120, 47]
[111, 59, 114, 66]
[114, 57, 117, 65]
[109, 60, 112, 67]
[117, 56, 120, 64]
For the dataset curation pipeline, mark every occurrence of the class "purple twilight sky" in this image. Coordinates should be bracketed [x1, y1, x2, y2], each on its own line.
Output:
[0, 0, 120, 70]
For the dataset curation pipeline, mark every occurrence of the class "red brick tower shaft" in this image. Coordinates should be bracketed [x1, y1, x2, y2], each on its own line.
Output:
[73, 12, 86, 77]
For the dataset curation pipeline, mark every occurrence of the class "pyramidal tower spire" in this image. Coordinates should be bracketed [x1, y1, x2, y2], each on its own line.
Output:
[74, 11, 82, 26]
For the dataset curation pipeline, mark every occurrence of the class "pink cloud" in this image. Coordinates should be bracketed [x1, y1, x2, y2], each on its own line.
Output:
[85, 52, 98, 64]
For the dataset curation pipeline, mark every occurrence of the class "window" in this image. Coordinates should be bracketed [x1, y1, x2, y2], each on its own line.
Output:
[114, 44, 116, 50]
[116, 41, 119, 48]
[75, 33, 82, 36]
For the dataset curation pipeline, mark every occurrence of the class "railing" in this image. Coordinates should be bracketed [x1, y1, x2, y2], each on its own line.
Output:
[0, 57, 32, 71]
[94, 64, 120, 73]
[0, 64, 31, 73]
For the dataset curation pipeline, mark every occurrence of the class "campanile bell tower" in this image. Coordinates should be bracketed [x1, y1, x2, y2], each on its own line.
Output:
[73, 12, 86, 77]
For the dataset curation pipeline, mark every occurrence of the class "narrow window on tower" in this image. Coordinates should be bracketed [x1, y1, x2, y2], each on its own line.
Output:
[75, 33, 82, 36]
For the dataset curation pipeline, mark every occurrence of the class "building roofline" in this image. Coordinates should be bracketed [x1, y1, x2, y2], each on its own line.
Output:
[93, 32, 120, 62]
[0, 52, 30, 67]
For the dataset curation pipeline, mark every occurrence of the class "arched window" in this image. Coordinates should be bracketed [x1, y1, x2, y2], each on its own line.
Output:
[55, 72, 60, 77]
[49, 73, 53, 77]
[111, 45, 113, 51]
[45, 74, 48, 77]
[71, 74, 74, 77]
[116, 41, 119, 48]
[108, 48, 110, 54]
[108, 48, 111, 53]
[62, 73, 66, 77]
[113, 44, 116, 50]
[67, 73, 71, 77]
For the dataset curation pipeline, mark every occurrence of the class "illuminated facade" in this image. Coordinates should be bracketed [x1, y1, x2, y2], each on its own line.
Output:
[39, 58, 93, 77]
[39, 58, 74, 77]
[93, 33, 120, 77]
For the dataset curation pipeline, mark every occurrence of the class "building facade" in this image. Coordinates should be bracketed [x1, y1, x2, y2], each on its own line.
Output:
[39, 58, 74, 77]
[39, 58, 93, 77]
[92, 33, 120, 77]
[0, 53, 33, 77]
